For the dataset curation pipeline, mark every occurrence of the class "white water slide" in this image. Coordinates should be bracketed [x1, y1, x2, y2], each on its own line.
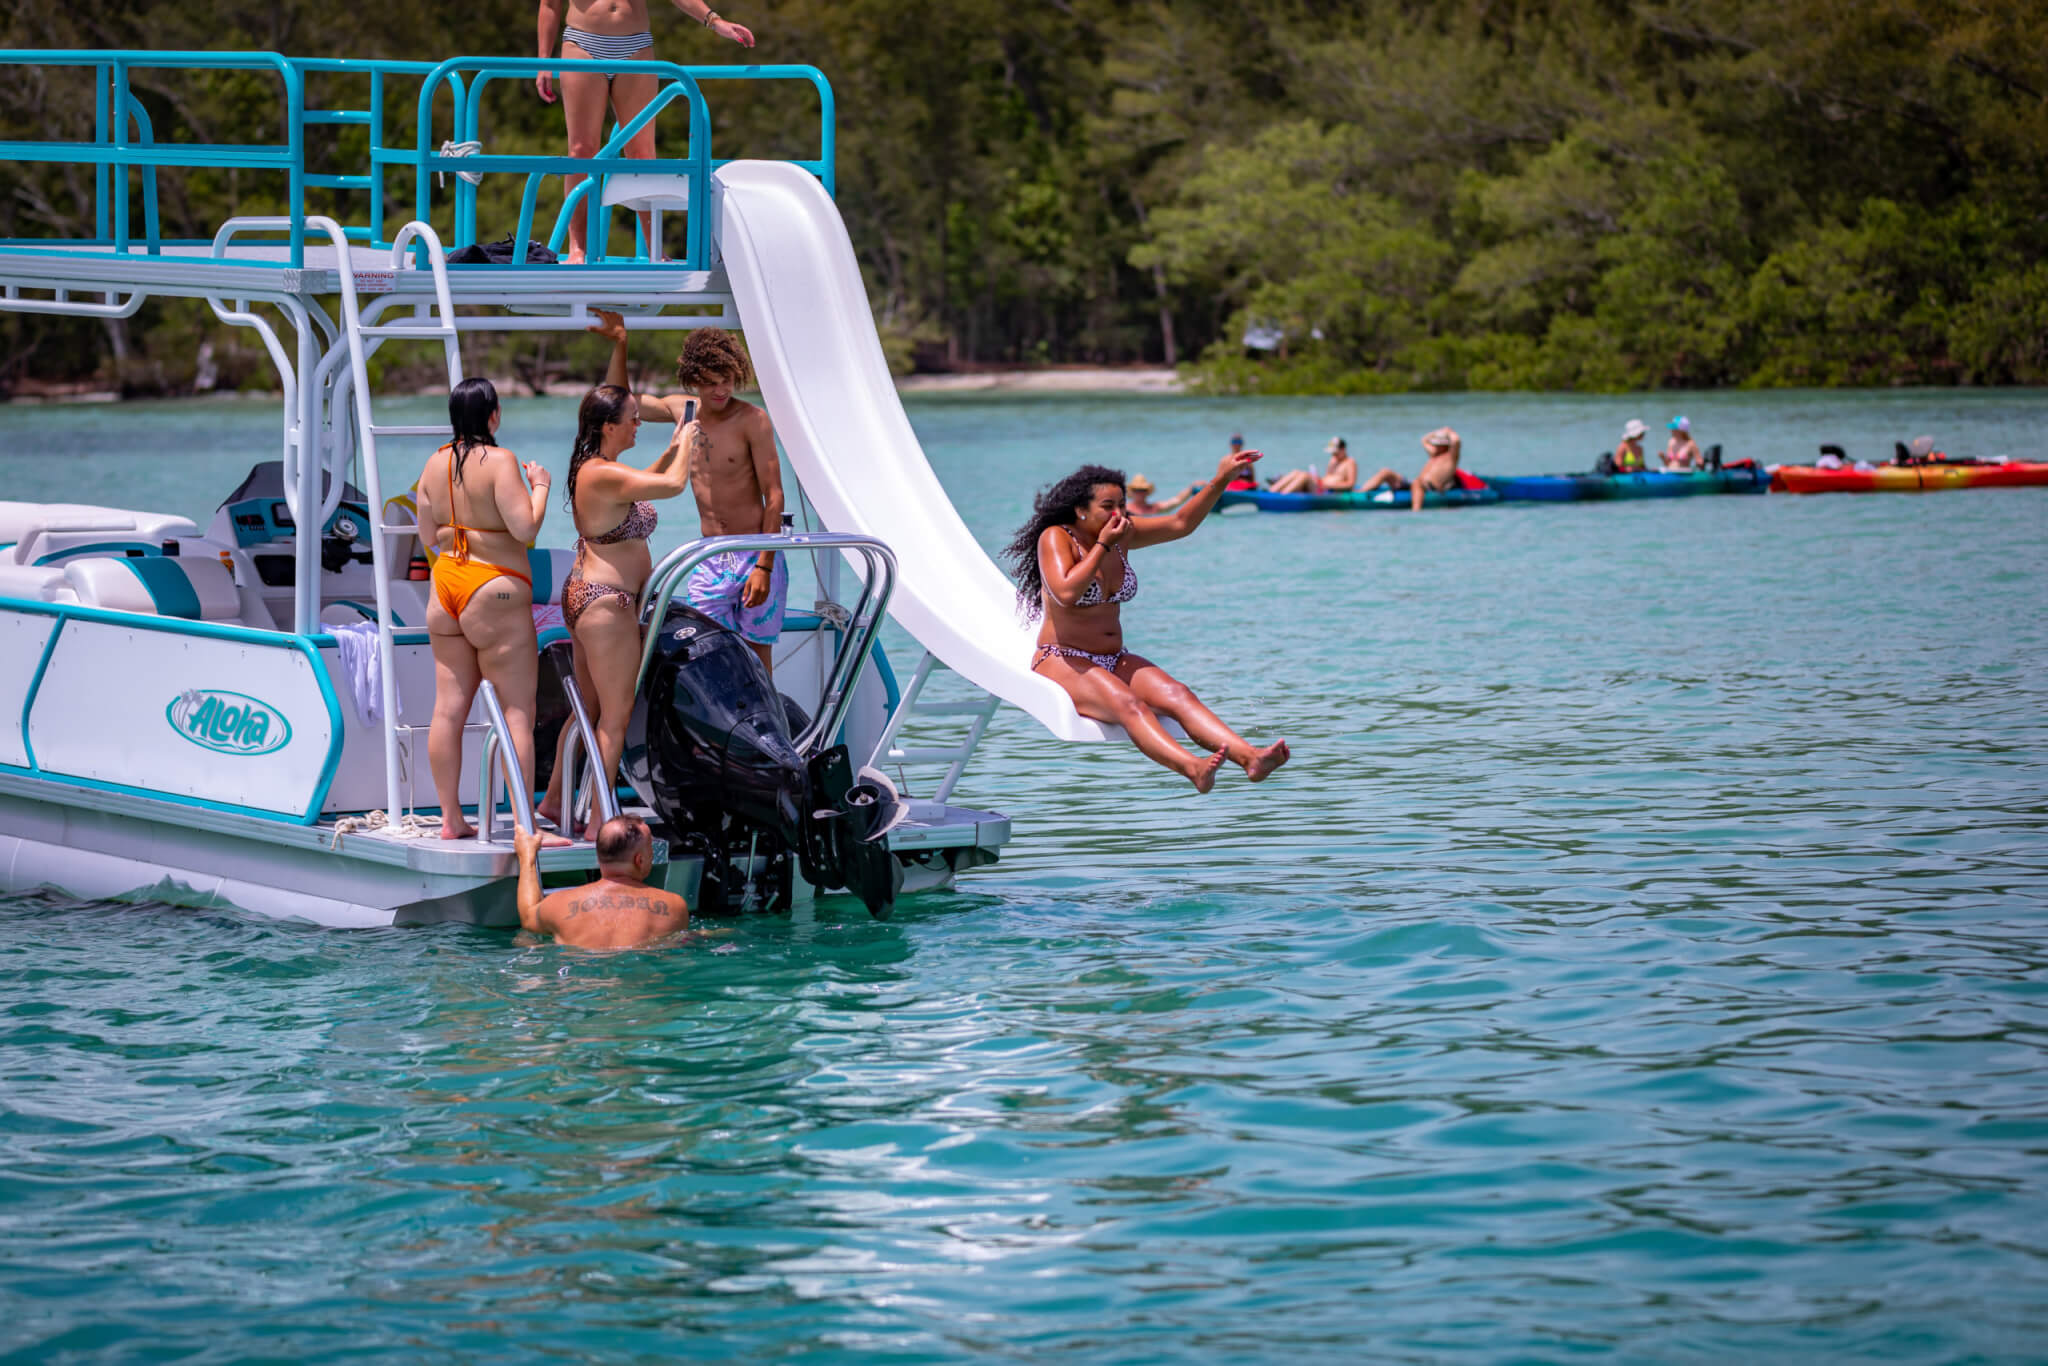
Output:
[714, 160, 1116, 743]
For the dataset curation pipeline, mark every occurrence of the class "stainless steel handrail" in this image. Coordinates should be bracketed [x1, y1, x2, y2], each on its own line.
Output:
[636, 531, 897, 758]
[544, 643, 622, 835]
[475, 679, 536, 844]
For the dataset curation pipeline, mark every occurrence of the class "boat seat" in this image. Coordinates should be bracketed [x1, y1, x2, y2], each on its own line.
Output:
[0, 502, 200, 567]
[602, 173, 691, 212]
[0, 563, 79, 604]
[64, 554, 243, 622]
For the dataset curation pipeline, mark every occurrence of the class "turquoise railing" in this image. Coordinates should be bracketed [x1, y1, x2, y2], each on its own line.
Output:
[0, 50, 834, 270]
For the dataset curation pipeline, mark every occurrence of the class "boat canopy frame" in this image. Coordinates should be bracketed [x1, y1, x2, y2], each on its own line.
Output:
[0, 48, 833, 269]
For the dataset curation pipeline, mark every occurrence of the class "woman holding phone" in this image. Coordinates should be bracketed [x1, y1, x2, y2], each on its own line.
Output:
[1003, 448, 1290, 792]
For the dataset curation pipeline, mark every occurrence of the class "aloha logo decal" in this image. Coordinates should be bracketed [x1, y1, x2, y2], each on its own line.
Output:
[166, 689, 292, 756]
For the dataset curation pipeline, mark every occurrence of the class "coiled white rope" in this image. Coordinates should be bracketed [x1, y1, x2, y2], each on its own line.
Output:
[329, 809, 443, 848]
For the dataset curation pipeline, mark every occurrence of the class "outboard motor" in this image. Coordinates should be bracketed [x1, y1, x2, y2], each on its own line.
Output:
[623, 604, 904, 918]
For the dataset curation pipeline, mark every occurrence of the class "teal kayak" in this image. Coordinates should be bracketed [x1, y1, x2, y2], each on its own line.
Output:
[1483, 462, 1769, 502]
[1216, 486, 1500, 512]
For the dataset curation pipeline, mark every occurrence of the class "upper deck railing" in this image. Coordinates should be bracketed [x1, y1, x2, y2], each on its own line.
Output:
[0, 49, 834, 272]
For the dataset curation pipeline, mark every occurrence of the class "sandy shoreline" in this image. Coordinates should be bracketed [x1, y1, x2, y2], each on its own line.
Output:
[6, 366, 1185, 407]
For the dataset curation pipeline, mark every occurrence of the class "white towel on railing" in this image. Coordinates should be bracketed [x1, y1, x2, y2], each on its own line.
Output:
[437, 140, 484, 187]
[329, 620, 401, 724]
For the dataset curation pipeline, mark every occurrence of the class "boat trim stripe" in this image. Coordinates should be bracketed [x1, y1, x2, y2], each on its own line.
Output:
[120, 556, 203, 618]
[19, 616, 61, 772]
[1, 594, 346, 824]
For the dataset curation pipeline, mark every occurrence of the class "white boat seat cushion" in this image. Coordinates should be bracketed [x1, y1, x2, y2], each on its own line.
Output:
[65, 555, 243, 622]
[0, 502, 200, 565]
[0, 564, 79, 604]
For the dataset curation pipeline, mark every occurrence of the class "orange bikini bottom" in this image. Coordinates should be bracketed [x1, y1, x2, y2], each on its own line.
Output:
[431, 553, 532, 619]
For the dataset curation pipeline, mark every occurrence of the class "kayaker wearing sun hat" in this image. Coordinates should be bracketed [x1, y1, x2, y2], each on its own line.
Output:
[1269, 437, 1358, 495]
[1662, 416, 1702, 470]
[1410, 427, 1462, 509]
[1615, 419, 1648, 472]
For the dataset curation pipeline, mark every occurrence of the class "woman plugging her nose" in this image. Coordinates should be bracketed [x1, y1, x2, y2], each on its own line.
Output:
[1003, 449, 1290, 792]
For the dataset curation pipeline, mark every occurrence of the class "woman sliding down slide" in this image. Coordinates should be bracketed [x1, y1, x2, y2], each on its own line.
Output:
[1004, 452, 1290, 793]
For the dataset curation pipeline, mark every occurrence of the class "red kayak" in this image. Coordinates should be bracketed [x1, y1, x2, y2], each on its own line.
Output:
[1771, 461, 2048, 494]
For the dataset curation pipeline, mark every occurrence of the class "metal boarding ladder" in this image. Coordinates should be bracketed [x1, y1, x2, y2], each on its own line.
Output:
[312, 217, 465, 823]
[866, 653, 1001, 805]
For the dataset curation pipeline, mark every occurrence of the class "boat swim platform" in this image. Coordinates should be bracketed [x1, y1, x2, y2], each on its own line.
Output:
[0, 766, 688, 928]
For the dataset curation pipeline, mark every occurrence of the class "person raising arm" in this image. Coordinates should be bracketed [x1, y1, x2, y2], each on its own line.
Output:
[1006, 448, 1290, 792]
[535, 310, 693, 837]
[535, 0, 756, 263]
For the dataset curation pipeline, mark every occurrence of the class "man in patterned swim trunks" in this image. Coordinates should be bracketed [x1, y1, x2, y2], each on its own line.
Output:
[664, 327, 787, 674]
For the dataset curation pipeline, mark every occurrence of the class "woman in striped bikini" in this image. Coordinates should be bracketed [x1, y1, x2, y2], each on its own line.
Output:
[1002, 455, 1291, 793]
[534, 0, 758, 263]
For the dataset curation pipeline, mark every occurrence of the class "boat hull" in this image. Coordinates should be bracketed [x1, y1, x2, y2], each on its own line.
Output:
[1485, 468, 1771, 501]
[1771, 462, 2048, 494]
[1217, 486, 1499, 512]
[0, 779, 627, 928]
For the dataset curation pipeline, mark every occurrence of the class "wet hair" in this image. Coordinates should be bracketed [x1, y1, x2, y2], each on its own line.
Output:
[1001, 464, 1125, 618]
[446, 377, 500, 484]
[674, 327, 752, 390]
[565, 384, 633, 513]
[595, 814, 650, 867]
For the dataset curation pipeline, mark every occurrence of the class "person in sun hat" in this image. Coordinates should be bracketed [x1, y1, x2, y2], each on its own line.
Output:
[1360, 427, 1461, 506]
[1124, 473, 1164, 515]
[1269, 437, 1358, 495]
[1128, 472, 1201, 514]
[1408, 427, 1463, 509]
[1662, 416, 1702, 470]
[1614, 419, 1648, 472]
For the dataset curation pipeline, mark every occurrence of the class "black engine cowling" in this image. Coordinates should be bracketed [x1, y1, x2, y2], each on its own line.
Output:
[622, 604, 903, 917]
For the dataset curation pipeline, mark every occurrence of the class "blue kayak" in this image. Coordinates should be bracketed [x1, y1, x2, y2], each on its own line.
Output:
[1483, 466, 1769, 502]
[1216, 486, 1501, 512]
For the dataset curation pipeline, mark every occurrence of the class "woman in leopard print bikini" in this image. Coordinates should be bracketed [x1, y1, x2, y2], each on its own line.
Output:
[536, 313, 692, 834]
[1003, 456, 1290, 793]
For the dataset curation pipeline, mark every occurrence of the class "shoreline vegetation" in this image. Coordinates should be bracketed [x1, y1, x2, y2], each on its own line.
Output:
[4, 1, 2045, 399]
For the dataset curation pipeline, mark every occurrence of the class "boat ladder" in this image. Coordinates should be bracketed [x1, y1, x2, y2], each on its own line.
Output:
[867, 652, 1001, 804]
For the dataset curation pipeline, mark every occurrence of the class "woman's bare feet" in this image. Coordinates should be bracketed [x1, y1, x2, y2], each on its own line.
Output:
[439, 817, 475, 841]
[1189, 748, 1229, 793]
[1244, 739, 1290, 782]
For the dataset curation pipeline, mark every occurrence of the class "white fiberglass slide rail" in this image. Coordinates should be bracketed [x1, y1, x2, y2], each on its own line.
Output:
[713, 160, 1114, 743]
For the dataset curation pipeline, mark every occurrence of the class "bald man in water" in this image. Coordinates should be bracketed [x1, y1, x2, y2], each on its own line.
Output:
[513, 815, 690, 946]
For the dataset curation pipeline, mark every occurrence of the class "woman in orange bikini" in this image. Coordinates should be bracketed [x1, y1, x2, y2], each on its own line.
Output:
[414, 378, 559, 841]
[534, 313, 691, 834]
[1003, 452, 1291, 792]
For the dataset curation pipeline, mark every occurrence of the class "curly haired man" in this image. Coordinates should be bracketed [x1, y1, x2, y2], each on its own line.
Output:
[653, 327, 786, 674]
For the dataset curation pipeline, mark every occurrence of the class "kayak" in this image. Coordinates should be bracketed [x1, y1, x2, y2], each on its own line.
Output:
[1217, 486, 1500, 512]
[1771, 461, 2048, 494]
[1484, 467, 1770, 502]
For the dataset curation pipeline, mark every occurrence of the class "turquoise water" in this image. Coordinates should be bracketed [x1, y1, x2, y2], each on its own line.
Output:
[3, 390, 2047, 1361]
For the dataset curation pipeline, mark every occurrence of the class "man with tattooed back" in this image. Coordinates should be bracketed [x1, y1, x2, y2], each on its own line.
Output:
[513, 816, 690, 947]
